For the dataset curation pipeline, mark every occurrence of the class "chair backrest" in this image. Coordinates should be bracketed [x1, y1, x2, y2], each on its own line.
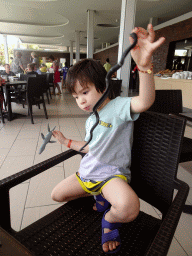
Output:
[26, 76, 43, 99]
[38, 73, 48, 90]
[47, 73, 53, 84]
[130, 111, 185, 217]
[148, 90, 183, 114]
[20, 73, 37, 81]
[19, 74, 28, 81]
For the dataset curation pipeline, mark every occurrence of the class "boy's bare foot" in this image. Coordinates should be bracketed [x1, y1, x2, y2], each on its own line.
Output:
[102, 228, 120, 253]
[93, 201, 104, 211]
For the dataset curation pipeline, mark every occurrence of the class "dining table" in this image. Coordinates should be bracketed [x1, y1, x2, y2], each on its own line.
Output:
[3, 80, 27, 121]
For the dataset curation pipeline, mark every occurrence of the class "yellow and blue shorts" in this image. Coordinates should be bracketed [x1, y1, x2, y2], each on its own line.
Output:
[76, 172, 128, 196]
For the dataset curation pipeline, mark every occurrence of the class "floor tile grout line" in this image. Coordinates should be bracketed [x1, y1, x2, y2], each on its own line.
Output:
[24, 203, 65, 209]
[174, 236, 189, 255]
[0, 120, 26, 169]
[20, 95, 59, 231]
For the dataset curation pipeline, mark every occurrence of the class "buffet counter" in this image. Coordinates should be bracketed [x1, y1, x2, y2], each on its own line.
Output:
[154, 76, 192, 109]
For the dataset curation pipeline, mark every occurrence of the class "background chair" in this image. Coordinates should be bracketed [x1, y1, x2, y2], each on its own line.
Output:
[148, 90, 192, 163]
[39, 73, 50, 104]
[26, 76, 48, 124]
[0, 111, 189, 255]
[148, 89, 192, 214]
[0, 86, 7, 123]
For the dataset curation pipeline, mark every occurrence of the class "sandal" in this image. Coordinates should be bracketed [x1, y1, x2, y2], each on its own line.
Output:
[94, 194, 110, 212]
[101, 209, 122, 254]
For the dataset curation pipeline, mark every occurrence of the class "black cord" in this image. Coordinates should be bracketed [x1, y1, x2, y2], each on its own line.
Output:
[80, 32, 138, 152]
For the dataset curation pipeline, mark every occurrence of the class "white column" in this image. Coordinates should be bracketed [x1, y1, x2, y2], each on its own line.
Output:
[149, 17, 158, 26]
[87, 9, 94, 58]
[3, 35, 9, 64]
[117, 0, 137, 96]
[17, 38, 20, 49]
[70, 40, 73, 66]
[75, 31, 80, 62]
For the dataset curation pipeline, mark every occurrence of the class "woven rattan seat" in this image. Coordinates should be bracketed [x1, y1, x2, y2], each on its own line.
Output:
[0, 111, 189, 255]
[148, 89, 192, 163]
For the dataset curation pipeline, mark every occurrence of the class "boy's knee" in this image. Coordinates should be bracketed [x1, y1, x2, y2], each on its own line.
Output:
[113, 196, 140, 222]
[51, 189, 63, 202]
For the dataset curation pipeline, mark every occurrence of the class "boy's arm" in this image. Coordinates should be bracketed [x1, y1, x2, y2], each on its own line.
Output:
[62, 138, 89, 153]
[129, 24, 165, 114]
[52, 131, 89, 153]
[130, 67, 155, 114]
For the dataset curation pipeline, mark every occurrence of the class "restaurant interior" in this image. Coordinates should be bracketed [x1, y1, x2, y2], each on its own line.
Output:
[0, 0, 192, 255]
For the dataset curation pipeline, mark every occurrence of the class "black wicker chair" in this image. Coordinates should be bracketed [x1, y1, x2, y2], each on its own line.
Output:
[148, 90, 192, 215]
[0, 86, 7, 123]
[26, 76, 48, 124]
[0, 111, 189, 255]
[39, 73, 51, 104]
[148, 89, 192, 163]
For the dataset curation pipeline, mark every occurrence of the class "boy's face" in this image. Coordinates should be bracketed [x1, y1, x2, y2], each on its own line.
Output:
[72, 80, 103, 112]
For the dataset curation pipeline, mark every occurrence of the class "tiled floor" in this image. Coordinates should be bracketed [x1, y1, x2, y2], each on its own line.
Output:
[0, 89, 191, 255]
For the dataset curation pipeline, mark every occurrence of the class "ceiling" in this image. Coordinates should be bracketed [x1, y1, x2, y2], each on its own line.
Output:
[0, 0, 192, 53]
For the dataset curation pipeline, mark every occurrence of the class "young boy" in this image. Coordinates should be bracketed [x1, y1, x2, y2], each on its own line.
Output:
[51, 24, 165, 254]
[25, 63, 38, 76]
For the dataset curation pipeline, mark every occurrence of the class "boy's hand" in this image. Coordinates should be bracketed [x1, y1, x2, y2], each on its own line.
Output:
[52, 131, 66, 145]
[130, 24, 165, 70]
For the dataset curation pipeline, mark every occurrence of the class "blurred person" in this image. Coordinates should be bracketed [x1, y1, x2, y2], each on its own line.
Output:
[25, 63, 38, 76]
[61, 62, 69, 88]
[52, 61, 62, 95]
[31, 52, 39, 69]
[1, 64, 15, 77]
[11, 51, 25, 74]
[40, 63, 47, 73]
[103, 58, 111, 72]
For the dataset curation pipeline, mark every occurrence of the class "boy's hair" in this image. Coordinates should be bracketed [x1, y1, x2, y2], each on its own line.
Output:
[106, 58, 109, 62]
[66, 59, 107, 95]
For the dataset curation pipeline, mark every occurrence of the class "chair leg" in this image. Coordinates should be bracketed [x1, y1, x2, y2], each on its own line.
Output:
[46, 91, 50, 104]
[0, 108, 5, 123]
[49, 88, 52, 99]
[42, 101, 48, 119]
[28, 104, 34, 124]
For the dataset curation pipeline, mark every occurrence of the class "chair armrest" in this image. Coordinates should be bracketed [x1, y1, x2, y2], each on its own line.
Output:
[0, 149, 84, 231]
[146, 179, 189, 256]
[177, 113, 192, 123]
[0, 149, 83, 191]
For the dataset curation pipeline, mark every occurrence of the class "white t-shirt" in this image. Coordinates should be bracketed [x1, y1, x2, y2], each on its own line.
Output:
[79, 96, 139, 181]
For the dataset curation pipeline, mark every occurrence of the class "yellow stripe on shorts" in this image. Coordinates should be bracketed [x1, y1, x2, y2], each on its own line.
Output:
[76, 172, 128, 196]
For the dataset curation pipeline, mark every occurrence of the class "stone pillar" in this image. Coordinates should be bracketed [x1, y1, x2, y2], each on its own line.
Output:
[17, 38, 20, 49]
[3, 35, 9, 64]
[149, 17, 158, 26]
[117, 0, 137, 96]
[75, 31, 80, 62]
[87, 9, 94, 58]
[70, 40, 73, 66]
